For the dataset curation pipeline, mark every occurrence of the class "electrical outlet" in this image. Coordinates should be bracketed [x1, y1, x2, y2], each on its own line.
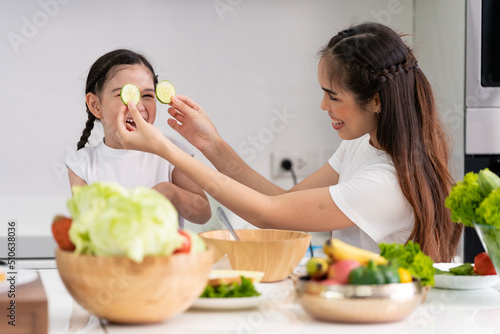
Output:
[271, 150, 319, 179]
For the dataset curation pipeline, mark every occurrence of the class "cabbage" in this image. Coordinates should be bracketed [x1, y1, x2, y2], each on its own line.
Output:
[67, 182, 183, 262]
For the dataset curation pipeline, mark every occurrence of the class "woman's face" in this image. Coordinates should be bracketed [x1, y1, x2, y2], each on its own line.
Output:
[87, 64, 156, 149]
[318, 59, 380, 146]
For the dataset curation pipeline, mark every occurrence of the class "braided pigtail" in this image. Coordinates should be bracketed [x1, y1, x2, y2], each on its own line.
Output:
[77, 110, 96, 150]
[368, 55, 419, 83]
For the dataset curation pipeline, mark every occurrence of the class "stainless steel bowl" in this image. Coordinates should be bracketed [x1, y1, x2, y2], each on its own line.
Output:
[296, 278, 422, 323]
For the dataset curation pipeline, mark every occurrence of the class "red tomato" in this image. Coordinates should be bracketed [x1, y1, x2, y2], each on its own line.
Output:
[174, 230, 191, 254]
[51, 215, 75, 251]
[474, 252, 497, 276]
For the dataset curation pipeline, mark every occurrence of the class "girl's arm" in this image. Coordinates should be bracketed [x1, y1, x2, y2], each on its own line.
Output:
[166, 96, 339, 195]
[152, 169, 211, 224]
[117, 101, 353, 232]
[67, 168, 87, 194]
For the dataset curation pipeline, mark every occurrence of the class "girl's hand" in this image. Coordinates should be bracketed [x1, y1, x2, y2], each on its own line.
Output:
[116, 101, 167, 155]
[167, 95, 220, 153]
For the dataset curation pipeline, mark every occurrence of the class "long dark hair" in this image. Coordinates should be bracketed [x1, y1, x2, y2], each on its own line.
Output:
[77, 49, 158, 150]
[319, 22, 462, 262]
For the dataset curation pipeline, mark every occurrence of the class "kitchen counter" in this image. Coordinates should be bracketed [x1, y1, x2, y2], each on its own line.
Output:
[26, 264, 500, 334]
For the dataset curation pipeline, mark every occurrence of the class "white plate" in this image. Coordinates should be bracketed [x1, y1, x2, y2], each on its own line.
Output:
[190, 283, 289, 310]
[433, 263, 500, 290]
[0, 266, 39, 294]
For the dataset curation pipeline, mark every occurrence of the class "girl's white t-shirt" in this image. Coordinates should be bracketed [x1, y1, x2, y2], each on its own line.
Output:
[328, 134, 414, 253]
[65, 137, 193, 189]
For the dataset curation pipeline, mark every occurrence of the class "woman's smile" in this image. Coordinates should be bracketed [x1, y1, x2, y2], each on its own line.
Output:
[330, 114, 345, 130]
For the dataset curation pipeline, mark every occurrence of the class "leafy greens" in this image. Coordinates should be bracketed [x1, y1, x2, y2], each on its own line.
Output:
[200, 276, 261, 298]
[445, 172, 485, 227]
[379, 241, 435, 286]
[67, 182, 184, 262]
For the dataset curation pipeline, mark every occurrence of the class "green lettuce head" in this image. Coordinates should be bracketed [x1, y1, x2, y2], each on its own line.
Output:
[445, 172, 484, 227]
[67, 182, 183, 262]
[476, 188, 500, 229]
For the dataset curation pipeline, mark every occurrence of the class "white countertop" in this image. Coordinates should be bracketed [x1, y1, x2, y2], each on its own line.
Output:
[34, 264, 500, 334]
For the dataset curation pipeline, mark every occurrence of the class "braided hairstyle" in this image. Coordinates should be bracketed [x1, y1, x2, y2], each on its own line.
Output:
[77, 49, 159, 150]
[319, 22, 462, 262]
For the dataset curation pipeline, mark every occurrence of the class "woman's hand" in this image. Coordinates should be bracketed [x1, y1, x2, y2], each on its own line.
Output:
[167, 95, 220, 153]
[116, 101, 167, 155]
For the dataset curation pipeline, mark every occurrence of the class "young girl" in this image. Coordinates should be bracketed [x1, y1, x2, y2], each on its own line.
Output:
[116, 23, 462, 262]
[66, 49, 211, 225]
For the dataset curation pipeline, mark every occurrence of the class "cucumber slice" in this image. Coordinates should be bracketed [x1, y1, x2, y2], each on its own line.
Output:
[120, 84, 141, 106]
[156, 80, 176, 104]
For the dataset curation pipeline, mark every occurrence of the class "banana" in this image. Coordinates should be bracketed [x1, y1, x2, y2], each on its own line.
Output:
[323, 238, 388, 265]
[305, 257, 329, 278]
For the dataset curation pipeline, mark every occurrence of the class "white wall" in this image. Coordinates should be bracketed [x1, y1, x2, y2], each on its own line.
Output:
[414, 0, 466, 181]
[414, 0, 466, 260]
[0, 0, 414, 237]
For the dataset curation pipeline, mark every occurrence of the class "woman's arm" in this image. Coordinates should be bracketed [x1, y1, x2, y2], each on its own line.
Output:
[152, 169, 211, 224]
[117, 101, 352, 232]
[166, 96, 338, 194]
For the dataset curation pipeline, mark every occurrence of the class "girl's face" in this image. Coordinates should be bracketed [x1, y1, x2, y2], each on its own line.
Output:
[318, 59, 380, 147]
[86, 64, 156, 149]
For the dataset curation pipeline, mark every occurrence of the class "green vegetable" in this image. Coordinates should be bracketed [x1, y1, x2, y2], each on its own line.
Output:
[349, 261, 385, 285]
[380, 264, 402, 283]
[379, 241, 435, 286]
[120, 84, 141, 106]
[435, 263, 477, 276]
[67, 182, 187, 262]
[478, 168, 500, 197]
[200, 276, 261, 298]
[448, 263, 476, 276]
[155, 80, 176, 104]
[445, 172, 485, 227]
[348, 260, 401, 285]
[476, 188, 500, 229]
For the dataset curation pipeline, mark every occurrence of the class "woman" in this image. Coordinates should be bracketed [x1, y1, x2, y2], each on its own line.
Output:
[116, 22, 462, 262]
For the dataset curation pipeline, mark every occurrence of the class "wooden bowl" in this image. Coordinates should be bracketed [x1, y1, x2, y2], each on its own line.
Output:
[199, 229, 311, 282]
[55, 247, 213, 324]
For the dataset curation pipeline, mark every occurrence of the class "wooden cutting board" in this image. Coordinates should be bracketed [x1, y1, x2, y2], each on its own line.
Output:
[0, 272, 47, 334]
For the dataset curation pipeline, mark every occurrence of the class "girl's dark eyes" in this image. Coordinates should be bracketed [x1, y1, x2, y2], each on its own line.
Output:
[329, 94, 338, 101]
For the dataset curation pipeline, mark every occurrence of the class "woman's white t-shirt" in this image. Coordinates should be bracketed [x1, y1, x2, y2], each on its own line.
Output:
[328, 134, 414, 253]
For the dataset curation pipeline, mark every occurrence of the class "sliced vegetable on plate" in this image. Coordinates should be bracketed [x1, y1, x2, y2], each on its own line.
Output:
[433, 252, 499, 289]
[433, 263, 499, 290]
[191, 270, 276, 310]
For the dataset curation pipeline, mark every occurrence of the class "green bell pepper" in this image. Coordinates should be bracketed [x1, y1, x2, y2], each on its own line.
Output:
[348, 260, 401, 285]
